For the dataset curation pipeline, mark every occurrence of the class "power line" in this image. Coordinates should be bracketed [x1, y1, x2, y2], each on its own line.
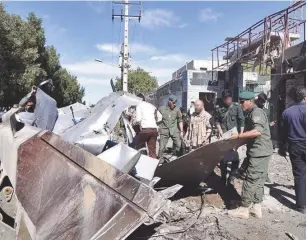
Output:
[129, 21, 137, 56]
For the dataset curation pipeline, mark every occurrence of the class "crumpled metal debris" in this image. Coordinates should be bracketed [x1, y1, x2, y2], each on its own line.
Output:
[53, 102, 91, 135]
[2, 88, 58, 131]
[32, 88, 58, 130]
[155, 138, 246, 186]
[97, 143, 160, 181]
[60, 91, 142, 155]
[0, 122, 176, 239]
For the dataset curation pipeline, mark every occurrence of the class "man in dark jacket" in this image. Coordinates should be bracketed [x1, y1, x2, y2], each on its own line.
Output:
[279, 88, 306, 213]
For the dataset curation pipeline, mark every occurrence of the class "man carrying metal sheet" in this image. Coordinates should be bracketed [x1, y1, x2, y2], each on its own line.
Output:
[135, 93, 160, 159]
[158, 95, 184, 158]
[184, 100, 212, 152]
[237, 92, 274, 184]
[18, 86, 37, 113]
[228, 91, 273, 219]
[214, 90, 245, 185]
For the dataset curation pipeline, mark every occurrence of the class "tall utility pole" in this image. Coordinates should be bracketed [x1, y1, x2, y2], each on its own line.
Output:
[112, 1, 141, 92]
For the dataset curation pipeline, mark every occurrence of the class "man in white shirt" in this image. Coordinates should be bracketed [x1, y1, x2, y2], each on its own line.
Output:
[135, 94, 160, 159]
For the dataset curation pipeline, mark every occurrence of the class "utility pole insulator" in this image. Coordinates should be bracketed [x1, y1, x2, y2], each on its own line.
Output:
[138, 10, 141, 22]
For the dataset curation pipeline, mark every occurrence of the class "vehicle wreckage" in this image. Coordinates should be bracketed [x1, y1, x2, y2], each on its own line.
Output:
[0, 85, 244, 239]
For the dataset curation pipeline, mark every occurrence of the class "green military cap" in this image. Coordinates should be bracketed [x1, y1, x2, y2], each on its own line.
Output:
[169, 95, 177, 102]
[239, 91, 255, 100]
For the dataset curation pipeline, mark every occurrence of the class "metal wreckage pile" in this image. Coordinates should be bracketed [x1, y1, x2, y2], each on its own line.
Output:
[0, 87, 244, 240]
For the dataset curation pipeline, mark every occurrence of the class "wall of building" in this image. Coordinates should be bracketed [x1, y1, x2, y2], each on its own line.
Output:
[185, 70, 223, 106]
[270, 41, 306, 144]
[151, 68, 224, 110]
[171, 60, 225, 80]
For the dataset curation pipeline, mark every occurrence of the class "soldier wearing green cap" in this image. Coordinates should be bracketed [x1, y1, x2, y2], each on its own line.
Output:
[157, 95, 184, 158]
[228, 91, 273, 220]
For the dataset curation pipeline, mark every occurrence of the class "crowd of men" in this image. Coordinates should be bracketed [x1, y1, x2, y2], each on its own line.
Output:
[133, 87, 306, 218]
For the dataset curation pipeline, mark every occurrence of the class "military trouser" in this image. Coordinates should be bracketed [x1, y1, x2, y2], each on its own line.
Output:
[239, 157, 270, 182]
[159, 131, 181, 158]
[241, 155, 271, 207]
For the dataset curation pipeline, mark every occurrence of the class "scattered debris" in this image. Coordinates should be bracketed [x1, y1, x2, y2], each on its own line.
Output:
[285, 232, 299, 240]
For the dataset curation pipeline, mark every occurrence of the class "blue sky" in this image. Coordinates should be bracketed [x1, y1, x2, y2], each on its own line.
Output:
[4, 1, 292, 104]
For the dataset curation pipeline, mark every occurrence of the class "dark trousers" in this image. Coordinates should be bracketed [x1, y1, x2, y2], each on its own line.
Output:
[289, 142, 306, 208]
[220, 151, 240, 181]
[136, 128, 158, 159]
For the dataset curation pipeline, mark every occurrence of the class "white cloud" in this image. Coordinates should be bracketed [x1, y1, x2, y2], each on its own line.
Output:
[150, 54, 189, 63]
[42, 14, 50, 20]
[63, 61, 121, 104]
[141, 9, 188, 29]
[41, 16, 67, 46]
[199, 8, 221, 22]
[64, 61, 120, 78]
[96, 43, 158, 55]
[78, 77, 111, 86]
[63, 57, 182, 104]
[86, 1, 106, 14]
[64, 42, 196, 104]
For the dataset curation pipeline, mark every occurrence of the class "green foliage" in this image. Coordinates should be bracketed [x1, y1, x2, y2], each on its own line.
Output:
[0, 4, 84, 109]
[115, 67, 158, 94]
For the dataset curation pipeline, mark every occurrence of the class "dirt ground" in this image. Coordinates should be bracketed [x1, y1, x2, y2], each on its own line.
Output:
[129, 153, 306, 240]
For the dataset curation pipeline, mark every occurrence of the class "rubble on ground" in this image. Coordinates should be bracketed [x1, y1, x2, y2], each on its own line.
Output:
[129, 153, 306, 240]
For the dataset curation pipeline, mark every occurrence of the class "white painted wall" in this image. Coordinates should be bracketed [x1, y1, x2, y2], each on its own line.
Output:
[186, 70, 224, 104]
[172, 60, 226, 80]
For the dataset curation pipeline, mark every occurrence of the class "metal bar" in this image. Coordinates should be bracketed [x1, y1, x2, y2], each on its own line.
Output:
[288, 17, 306, 22]
[236, 37, 239, 59]
[113, 15, 141, 18]
[226, 43, 229, 66]
[217, 47, 219, 67]
[113, 1, 142, 5]
[304, 22, 306, 42]
[211, 1, 305, 51]
[285, 9, 289, 48]
[212, 49, 214, 71]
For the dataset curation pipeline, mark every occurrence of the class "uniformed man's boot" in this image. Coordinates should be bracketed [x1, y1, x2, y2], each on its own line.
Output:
[250, 203, 262, 218]
[227, 206, 250, 219]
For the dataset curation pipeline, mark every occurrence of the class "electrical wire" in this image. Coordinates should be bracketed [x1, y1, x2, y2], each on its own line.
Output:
[129, 21, 137, 57]
[112, 16, 114, 65]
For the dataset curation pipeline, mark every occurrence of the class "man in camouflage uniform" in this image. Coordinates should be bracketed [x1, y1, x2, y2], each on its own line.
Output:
[214, 90, 245, 185]
[184, 100, 212, 151]
[158, 95, 184, 158]
[228, 91, 273, 219]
